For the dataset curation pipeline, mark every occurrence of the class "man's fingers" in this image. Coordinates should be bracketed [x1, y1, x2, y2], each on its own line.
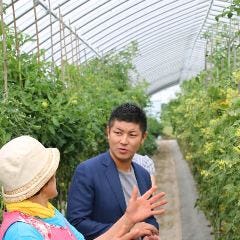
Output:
[116, 229, 155, 240]
[148, 192, 166, 204]
[151, 208, 165, 216]
[130, 186, 139, 201]
[117, 229, 140, 240]
[142, 186, 157, 199]
[151, 199, 168, 209]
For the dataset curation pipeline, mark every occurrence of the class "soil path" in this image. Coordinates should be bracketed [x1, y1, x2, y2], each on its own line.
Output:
[153, 139, 213, 240]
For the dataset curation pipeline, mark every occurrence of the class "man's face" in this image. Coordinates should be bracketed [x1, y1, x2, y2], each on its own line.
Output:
[107, 120, 146, 163]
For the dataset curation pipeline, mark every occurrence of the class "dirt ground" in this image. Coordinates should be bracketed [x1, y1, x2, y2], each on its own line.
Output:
[153, 140, 182, 240]
[153, 139, 213, 240]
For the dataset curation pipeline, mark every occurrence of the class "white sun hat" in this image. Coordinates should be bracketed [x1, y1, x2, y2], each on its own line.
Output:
[0, 135, 60, 203]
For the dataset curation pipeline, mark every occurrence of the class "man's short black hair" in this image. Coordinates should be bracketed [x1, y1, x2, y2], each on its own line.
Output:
[108, 102, 147, 133]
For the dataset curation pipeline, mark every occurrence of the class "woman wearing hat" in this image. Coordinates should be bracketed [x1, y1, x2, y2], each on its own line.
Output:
[0, 135, 166, 240]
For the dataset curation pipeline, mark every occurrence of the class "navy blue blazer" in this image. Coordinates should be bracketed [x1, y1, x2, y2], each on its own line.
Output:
[66, 151, 159, 240]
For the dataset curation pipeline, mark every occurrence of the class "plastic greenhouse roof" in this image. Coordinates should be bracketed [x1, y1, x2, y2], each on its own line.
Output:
[3, 0, 231, 95]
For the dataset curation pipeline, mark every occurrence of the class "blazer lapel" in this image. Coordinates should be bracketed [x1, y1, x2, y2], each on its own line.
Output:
[132, 162, 146, 196]
[102, 152, 126, 213]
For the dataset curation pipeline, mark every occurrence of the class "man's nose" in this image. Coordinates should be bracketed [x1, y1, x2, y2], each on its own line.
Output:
[120, 134, 128, 144]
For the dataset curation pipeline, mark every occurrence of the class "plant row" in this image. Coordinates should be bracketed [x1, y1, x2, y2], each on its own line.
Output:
[161, 21, 240, 240]
[0, 23, 160, 218]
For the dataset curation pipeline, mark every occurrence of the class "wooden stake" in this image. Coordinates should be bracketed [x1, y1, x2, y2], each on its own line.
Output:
[76, 28, 81, 65]
[58, 7, 64, 82]
[0, 0, 8, 100]
[61, 15, 69, 83]
[33, 0, 40, 64]
[12, 0, 22, 87]
[228, 19, 232, 78]
[62, 15, 67, 62]
[69, 21, 73, 64]
[77, 35, 81, 73]
[48, 0, 54, 73]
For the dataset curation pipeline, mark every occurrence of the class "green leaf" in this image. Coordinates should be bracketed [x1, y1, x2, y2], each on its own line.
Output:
[52, 117, 60, 127]
[227, 11, 233, 18]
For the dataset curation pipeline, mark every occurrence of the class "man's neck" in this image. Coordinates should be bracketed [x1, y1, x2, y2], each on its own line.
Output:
[113, 159, 132, 172]
[116, 162, 132, 172]
[109, 153, 132, 172]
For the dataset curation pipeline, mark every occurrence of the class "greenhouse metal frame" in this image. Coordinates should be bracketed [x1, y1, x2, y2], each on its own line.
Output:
[1, 0, 233, 94]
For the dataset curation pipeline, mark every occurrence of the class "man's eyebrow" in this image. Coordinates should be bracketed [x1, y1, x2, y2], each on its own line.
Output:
[114, 127, 123, 131]
[129, 130, 138, 133]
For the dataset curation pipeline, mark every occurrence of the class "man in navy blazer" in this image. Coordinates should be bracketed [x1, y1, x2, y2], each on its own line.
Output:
[67, 103, 160, 240]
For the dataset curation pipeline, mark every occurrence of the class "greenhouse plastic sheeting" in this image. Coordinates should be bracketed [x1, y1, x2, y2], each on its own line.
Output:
[3, 0, 231, 94]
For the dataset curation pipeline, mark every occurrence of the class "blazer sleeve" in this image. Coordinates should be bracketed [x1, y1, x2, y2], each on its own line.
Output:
[66, 163, 113, 240]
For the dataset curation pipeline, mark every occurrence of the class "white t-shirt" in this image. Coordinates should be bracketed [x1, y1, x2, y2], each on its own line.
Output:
[132, 153, 156, 175]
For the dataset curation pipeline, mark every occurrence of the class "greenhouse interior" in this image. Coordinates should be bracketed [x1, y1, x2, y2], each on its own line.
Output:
[0, 0, 240, 239]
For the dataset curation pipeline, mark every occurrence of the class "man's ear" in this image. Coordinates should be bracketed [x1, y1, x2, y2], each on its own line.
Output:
[106, 126, 110, 139]
[141, 131, 148, 145]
